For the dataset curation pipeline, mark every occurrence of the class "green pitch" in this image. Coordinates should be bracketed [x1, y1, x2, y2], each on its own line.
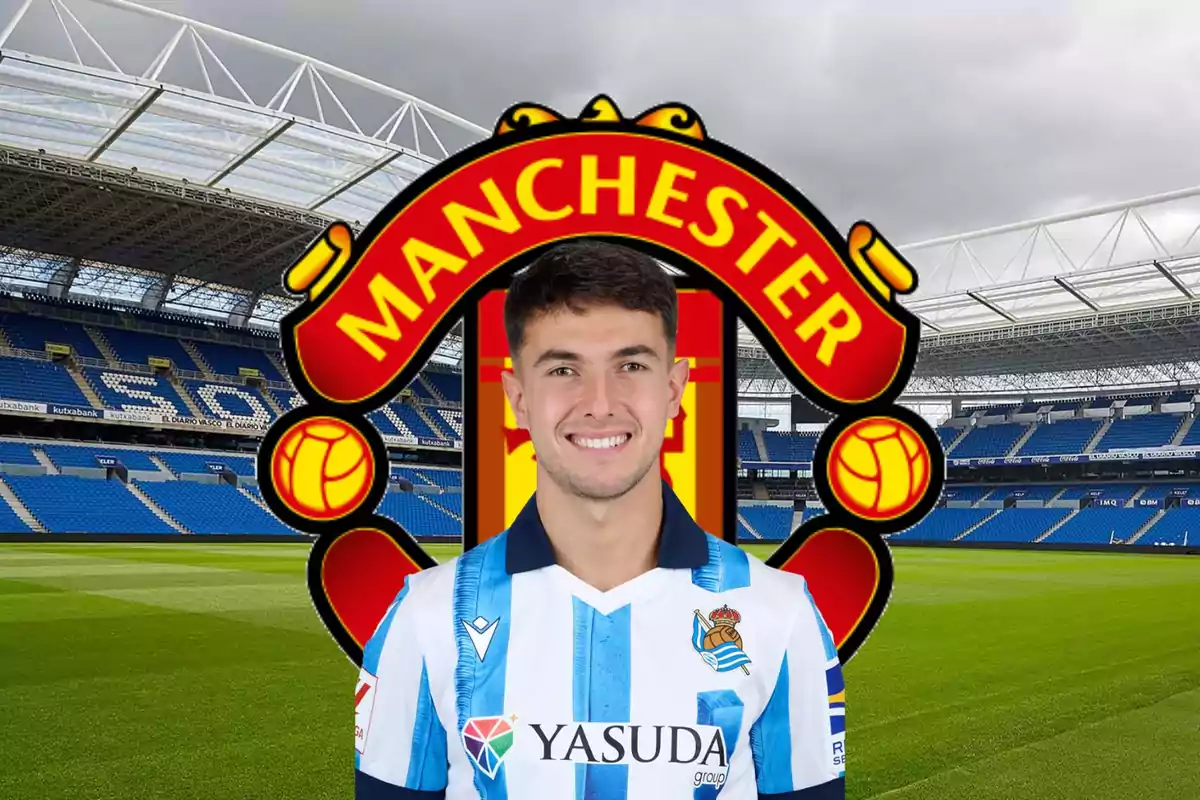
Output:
[1, 542, 1197, 799]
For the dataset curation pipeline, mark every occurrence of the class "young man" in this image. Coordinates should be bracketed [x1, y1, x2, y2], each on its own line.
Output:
[355, 241, 846, 799]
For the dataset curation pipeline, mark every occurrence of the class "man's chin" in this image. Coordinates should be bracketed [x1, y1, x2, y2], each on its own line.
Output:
[548, 468, 651, 502]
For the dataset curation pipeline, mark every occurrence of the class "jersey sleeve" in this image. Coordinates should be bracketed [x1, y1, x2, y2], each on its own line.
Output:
[355, 573, 449, 799]
[749, 576, 845, 799]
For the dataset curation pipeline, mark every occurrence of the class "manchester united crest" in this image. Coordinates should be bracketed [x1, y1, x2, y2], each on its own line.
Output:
[692, 605, 751, 674]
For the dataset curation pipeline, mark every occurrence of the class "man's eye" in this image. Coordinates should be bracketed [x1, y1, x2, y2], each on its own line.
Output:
[549, 366, 575, 377]
[621, 362, 647, 372]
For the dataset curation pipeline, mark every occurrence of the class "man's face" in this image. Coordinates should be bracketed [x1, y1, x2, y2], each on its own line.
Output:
[502, 303, 689, 502]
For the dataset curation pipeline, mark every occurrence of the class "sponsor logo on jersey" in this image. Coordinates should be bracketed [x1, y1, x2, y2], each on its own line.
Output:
[691, 605, 751, 674]
[529, 722, 728, 784]
[354, 671, 377, 754]
[462, 715, 517, 778]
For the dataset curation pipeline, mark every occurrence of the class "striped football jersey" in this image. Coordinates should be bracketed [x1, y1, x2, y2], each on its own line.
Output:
[355, 482, 845, 799]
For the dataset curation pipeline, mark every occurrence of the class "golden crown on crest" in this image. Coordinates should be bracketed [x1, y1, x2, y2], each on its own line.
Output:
[494, 94, 707, 141]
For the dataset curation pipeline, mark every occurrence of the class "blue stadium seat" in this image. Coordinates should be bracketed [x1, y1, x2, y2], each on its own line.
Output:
[987, 484, 1062, 502]
[738, 504, 793, 541]
[1138, 509, 1200, 546]
[427, 407, 462, 440]
[941, 485, 991, 504]
[893, 508, 990, 541]
[1095, 414, 1184, 451]
[936, 427, 961, 450]
[1057, 484, 1141, 502]
[393, 404, 442, 440]
[0, 356, 90, 406]
[1138, 484, 1199, 502]
[1042, 507, 1156, 544]
[965, 508, 1071, 543]
[1018, 418, 1101, 456]
[156, 450, 255, 477]
[423, 371, 462, 403]
[183, 379, 276, 425]
[762, 432, 818, 463]
[136, 481, 293, 535]
[378, 490, 460, 536]
[414, 469, 462, 489]
[738, 430, 759, 461]
[0, 441, 39, 466]
[100, 327, 201, 371]
[39, 445, 159, 471]
[737, 517, 757, 540]
[427, 493, 462, 518]
[4, 474, 175, 534]
[188, 340, 284, 381]
[0, 313, 102, 359]
[951, 423, 1027, 459]
[1180, 420, 1200, 448]
[85, 368, 190, 415]
[0, 491, 32, 533]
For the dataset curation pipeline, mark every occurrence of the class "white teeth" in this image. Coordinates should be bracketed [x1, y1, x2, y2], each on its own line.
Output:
[573, 434, 629, 450]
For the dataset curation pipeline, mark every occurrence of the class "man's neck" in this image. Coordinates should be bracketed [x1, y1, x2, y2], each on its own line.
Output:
[535, 471, 662, 592]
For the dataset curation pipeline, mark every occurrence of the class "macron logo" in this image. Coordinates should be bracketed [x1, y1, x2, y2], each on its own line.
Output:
[462, 616, 499, 661]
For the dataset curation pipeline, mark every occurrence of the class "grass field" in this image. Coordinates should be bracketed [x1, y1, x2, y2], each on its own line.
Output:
[1, 542, 1197, 799]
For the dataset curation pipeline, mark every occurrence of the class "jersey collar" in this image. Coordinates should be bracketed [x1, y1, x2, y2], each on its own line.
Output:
[505, 480, 710, 574]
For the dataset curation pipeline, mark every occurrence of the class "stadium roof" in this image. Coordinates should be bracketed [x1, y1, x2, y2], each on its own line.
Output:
[4, 0, 1200, 392]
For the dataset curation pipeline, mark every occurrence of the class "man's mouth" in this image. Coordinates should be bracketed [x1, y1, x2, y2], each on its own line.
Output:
[567, 433, 632, 451]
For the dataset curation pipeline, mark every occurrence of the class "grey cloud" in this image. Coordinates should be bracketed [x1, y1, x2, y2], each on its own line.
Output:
[8, 0, 1200, 245]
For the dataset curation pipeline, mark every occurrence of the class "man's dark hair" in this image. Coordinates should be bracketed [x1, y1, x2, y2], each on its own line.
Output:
[504, 240, 678, 356]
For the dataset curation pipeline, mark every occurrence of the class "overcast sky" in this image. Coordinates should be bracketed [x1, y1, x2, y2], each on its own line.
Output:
[6, 0, 1200, 248]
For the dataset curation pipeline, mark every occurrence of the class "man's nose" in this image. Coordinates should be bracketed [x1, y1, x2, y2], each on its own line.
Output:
[581, 372, 615, 417]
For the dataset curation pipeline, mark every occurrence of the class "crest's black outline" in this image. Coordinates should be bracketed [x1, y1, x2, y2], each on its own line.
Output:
[255, 100, 947, 667]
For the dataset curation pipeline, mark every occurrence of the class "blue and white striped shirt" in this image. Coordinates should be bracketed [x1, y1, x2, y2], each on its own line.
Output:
[355, 483, 845, 799]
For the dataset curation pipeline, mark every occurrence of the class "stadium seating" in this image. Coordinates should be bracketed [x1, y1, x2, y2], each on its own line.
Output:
[1017, 418, 1101, 456]
[1138, 509, 1200, 546]
[183, 379, 276, 426]
[100, 327, 201, 372]
[1094, 414, 1183, 451]
[156, 450, 255, 477]
[738, 430, 759, 461]
[377, 490, 460, 536]
[0, 312, 102, 359]
[941, 485, 991, 504]
[936, 427, 961, 450]
[762, 432, 818, 463]
[987, 485, 1062, 502]
[893, 508, 991, 541]
[1180, 420, 1200, 448]
[428, 493, 462, 519]
[0, 356, 91, 406]
[136, 481, 293, 535]
[426, 407, 462, 440]
[738, 504, 793, 541]
[0, 442, 39, 466]
[951, 423, 1027, 459]
[414, 469, 461, 488]
[393, 404, 443, 440]
[1058, 484, 1141, 502]
[1042, 507, 1156, 545]
[421, 371, 461, 403]
[188, 339, 284, 381]
[964, 508, 1071, 543]
[39, 444, 159, 471]
[85, 368, 190, 415]
[0, 491, 32, 533]
[4, 474, 175, 534]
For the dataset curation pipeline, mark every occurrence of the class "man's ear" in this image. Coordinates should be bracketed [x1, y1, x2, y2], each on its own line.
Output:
[666, 355, 690, 419]
[500, 367, 529, 430]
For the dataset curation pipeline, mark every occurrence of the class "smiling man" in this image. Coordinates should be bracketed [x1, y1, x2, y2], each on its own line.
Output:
[355, 240, 846, 800]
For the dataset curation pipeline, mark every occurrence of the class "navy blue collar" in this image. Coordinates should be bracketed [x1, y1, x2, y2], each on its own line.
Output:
[505, 480, 711, 574]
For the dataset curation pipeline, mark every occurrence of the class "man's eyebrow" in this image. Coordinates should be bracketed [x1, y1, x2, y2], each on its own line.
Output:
[613, 344, 661, 360]
[531, 348, 581, 367]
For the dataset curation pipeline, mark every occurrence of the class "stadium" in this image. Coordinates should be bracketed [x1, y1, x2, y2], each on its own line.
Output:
[0, 2, 1196, 799]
